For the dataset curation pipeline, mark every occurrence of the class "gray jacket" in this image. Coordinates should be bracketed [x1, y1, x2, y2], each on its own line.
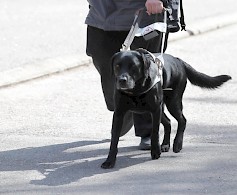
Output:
[85, 0, 164, 31]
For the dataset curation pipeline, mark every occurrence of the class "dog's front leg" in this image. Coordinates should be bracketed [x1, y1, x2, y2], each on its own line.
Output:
[151, 107, 162, 160]
[101, 111, 124, 169]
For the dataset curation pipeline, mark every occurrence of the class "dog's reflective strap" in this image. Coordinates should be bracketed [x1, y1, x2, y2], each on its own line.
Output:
[152, 75, 161, 87]
[152, 54, 164, 87]
[140, 50, 164, 87]
[155, 54, 164, 66]
[157, 61, 163, 87]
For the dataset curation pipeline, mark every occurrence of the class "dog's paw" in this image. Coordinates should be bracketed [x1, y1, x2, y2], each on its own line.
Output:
[151, 150, 161, 160]
[173, 133, 184, 153]
[101, 160, 115, 169]
[161, 144, 170, 152]
[151, 153, 160, 160]
[173, 140, 183, 153]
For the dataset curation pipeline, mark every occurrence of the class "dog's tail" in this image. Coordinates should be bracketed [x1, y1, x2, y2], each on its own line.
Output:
[181, 59, 232, 89]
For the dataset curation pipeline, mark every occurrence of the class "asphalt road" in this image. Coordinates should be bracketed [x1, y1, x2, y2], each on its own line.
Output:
[0, 23, 236, 194]
[1, 0, 237, 71]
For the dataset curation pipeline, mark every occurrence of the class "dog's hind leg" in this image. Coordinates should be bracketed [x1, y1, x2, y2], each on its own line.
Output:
[161, 112, 171, 152]
[173, 112, 186, 153]
[166, 97, 187, 153]
[165, 79, 187, 153]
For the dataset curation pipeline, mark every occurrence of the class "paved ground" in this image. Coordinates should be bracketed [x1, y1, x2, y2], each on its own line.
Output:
[0, 22, 236, 194]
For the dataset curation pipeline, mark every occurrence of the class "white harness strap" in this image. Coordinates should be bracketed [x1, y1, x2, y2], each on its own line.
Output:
[155, 55, 164, 86]
[144, 51, 164, 86]
[139, 75, 160, 95]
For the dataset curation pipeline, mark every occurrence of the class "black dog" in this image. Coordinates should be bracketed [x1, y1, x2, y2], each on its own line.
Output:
[101, 49, 231, 169]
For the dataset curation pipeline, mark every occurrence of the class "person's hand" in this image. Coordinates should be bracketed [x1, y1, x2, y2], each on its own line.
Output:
[145, 0, 164, 15]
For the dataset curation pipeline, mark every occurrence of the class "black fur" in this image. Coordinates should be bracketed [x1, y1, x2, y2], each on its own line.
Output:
[182, 60, 231, 89]
[101, 50, 231, 169]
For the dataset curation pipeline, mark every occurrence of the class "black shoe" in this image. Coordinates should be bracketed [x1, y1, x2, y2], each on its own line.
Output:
[119, 111, 133, 137]
[139, 136, 151, 150]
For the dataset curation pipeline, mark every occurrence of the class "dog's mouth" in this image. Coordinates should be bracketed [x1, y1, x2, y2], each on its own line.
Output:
[116, 76, 135, 91]
[116, 83, 134, 91]
[118, 86, 131, 90]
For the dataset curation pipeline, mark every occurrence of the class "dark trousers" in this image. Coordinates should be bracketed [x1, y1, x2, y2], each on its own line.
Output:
[86, 25, 168, 137]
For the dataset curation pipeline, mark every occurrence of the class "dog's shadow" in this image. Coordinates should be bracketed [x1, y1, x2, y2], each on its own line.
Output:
[0, 138, 162, 186]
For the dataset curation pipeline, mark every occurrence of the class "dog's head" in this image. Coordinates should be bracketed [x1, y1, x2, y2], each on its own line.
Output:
[111, 49, 152, 91]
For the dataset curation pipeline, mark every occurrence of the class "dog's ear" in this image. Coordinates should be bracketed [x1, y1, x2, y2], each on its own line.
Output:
[110, 52, 120, 76]
[136, 48, 151, 78]
[141, 53, 151, 78]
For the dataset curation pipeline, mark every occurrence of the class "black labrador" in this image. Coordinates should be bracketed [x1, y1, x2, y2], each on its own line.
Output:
[101, 48, 231, 169]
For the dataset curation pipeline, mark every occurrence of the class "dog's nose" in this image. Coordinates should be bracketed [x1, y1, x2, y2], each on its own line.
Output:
[118, 75, 127, 84]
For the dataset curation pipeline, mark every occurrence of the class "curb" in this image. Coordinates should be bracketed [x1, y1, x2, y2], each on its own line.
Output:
[0, 13, 237, 89]
[0, 54, 92, 89]
[169, 12, 237, 41]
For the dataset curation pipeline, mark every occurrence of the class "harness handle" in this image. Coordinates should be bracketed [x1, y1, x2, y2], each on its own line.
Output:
[121, 8, 144, 51]
[121, 7, 169, 52]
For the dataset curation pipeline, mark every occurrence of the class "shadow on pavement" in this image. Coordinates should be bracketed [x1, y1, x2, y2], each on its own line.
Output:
[0, 123, 236, 189]
[0, 139, 152, 186]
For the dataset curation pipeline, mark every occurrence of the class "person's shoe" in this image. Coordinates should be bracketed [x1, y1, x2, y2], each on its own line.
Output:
[139, 136, 151, 150]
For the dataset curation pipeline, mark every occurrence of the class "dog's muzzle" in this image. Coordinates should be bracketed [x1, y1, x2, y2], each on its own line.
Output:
[119, 74, 127, 84]
[116, 74, 135, 90]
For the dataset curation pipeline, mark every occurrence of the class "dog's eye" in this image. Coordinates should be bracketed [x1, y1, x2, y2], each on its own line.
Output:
[114, 64, 120, 71]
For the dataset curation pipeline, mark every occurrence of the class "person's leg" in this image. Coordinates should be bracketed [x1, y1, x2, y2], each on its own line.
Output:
[87, 26, 125, 110]
[86, 26, 133, 136]
[131, 32, 169, 149]
[167, 0, 180, 32]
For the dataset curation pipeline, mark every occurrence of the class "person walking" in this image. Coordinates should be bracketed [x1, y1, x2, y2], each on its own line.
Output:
[85, 0, 182, 149]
